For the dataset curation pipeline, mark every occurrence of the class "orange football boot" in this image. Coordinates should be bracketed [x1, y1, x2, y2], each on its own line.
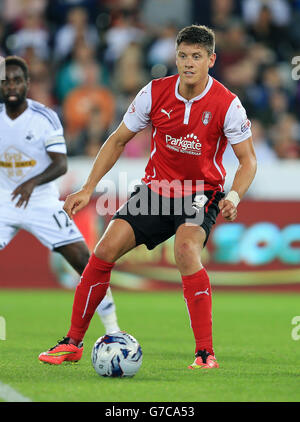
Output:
[188, 349, 219, 369]
[38, 337, 83, 365]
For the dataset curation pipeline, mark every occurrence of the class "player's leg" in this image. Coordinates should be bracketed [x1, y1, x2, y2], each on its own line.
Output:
[53, 240, 90, 274]
[174, 224, 219, 369]
[0, 199, 20, 251]
[39, 185, 172, 364]
[0, 225, 18, 251]
[54, 241, 120, 334]
[39, 218, 136, 364]
[65, 218, 136, 343]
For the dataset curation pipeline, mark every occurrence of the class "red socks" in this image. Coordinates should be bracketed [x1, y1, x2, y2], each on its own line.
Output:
[67, 253, 114, 342]
[67, 252, 214, 355]
[182, 268, 214, 355]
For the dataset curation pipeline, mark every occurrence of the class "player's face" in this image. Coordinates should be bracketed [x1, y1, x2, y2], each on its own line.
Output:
[1, 65, 29, 108]
[176, 43, 216, 86]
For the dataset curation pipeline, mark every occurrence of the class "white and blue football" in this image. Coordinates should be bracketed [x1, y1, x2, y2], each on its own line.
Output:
[91, 331, 143, 378]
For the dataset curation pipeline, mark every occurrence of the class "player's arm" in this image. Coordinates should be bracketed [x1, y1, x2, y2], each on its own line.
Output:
[63, 122, 137, 219]
[11, 152, 67, 208]
[219, 136, 257, 221]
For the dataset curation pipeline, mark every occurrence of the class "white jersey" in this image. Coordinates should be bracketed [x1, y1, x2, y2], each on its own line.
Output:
[0, 99, 67, 200]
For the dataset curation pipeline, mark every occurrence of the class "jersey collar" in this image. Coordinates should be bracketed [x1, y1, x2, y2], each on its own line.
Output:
[175, 74, 213, 103]
[3, 100, 30, 126]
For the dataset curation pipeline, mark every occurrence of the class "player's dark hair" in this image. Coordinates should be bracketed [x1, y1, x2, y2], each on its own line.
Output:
[5, 56, 29, 80]
[176, 25, 215, 56]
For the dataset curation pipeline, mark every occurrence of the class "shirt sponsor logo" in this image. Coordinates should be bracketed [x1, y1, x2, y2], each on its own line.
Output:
[202, 111, 212, 125]
[165, 133, 202, 155]
[0, 147, 36, 182]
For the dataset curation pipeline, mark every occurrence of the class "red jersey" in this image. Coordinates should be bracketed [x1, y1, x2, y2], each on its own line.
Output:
[123, 74, 251, 197]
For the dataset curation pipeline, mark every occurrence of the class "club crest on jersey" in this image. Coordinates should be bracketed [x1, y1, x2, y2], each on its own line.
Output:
[202, 111, 212, 126]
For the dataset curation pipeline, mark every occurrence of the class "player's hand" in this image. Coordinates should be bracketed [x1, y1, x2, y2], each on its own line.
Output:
[218, 199, 237, 221]
[11, 179, 36, 208]
[63, 189, 91, 219]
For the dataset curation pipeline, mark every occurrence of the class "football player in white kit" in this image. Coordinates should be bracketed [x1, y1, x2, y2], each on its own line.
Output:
[0, 56, 120, 336]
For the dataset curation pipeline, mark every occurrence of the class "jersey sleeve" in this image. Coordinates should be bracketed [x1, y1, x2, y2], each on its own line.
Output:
[43, 109, 67, 154]
[223, 96, 252, 145]
[123, 81, 152, 132]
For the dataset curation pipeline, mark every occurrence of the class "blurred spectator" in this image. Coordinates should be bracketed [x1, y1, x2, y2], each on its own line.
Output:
[147, 23, 177, 71]
[246, 42, 275, 68]
[112, 42, 149, 126]
[259, 89, 290, 127]
[211, 0, 240, 29]
[223, 118, 278, 166]
[271, 114, 300, 159]
[46, 0, 101, 26]
[53, 7, 99, 62]
[55, 39, 107, 102]
[246, 4, 287, 56]
[140, 0, 191, 33]
[114, 42, 148, 95]
[8, 10, 50, 59]
[102, 0, 140, 13]
[62, 61, 115, 141]
[0, 18, 7, 56]
[222, 58, 257, 102]
[68, 106, 108, 157]
[288, 6, 300, 49]
[261, 64, 284, 91]
[0, 0, 298, 162]
[2, 0, 47, 24]
[215, 19, 248, 79]
[242, 0, 291, 27]
[249, 118, 278, 163]
[191, 0, 242, 28]
[103, 9, 145, 68]
[27, 57, 55, 108]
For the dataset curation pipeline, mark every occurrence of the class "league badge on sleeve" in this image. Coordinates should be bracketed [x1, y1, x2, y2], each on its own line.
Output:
[241, 119, 251, 133]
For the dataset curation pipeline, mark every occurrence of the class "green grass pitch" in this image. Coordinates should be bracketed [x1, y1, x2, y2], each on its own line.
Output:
[0, 289, 299, 402]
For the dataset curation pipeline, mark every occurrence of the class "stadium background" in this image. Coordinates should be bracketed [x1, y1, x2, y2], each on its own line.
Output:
[0, 0, 300, 292]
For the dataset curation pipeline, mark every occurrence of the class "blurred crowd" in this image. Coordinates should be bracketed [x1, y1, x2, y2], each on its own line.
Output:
[0, 0, 300, 162]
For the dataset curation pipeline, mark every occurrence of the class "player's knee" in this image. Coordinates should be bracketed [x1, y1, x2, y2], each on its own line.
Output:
[94, 239, 118, 263]
[175, 240, 201, 271]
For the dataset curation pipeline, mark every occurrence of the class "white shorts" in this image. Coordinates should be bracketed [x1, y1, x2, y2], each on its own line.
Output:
[0, 195, 84, 251]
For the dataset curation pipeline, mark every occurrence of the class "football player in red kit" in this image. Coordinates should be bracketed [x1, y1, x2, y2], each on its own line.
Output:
[39, 25, 257, 368]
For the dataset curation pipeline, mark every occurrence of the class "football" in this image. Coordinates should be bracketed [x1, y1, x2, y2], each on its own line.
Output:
[91, 331, 143, 377]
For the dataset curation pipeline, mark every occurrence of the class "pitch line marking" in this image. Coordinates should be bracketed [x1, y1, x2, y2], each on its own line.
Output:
[0, 381, 33, 402]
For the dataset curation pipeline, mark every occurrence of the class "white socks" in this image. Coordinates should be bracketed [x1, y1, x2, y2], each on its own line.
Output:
[95, 287, 121, 334]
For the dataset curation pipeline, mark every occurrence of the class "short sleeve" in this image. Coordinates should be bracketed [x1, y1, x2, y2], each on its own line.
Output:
[223, 97, 252, 145]
[43, 110, 67, 154]
[123, 81, 152, 132]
